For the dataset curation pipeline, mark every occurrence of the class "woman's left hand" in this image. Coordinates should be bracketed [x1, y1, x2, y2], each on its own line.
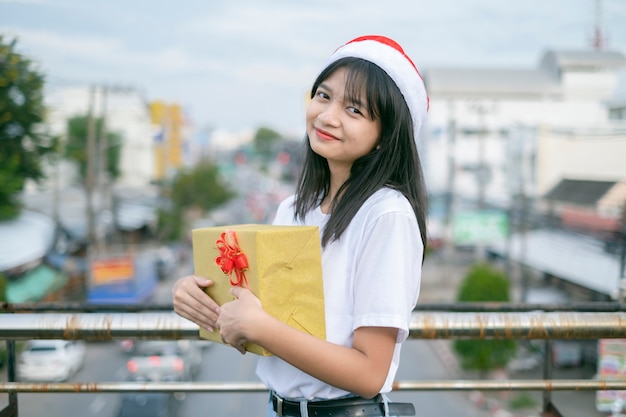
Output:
[216, 286, 266, 354]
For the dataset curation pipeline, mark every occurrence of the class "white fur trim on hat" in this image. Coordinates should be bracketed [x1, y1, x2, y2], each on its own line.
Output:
[325, 35, 429, 141]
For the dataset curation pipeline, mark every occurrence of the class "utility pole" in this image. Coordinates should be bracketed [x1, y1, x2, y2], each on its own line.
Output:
[473, 102, 489, 261]
[84, 85, 98, 301]
[97, 85, 109, 251]
[444, 101, 457, 257]
[86, 85, 98, 253]
[592, 0, 607, 51]
[515, 125, 532, 303]
[52, 131, 63, 227]
[618, 201, 626, 305]
[476, 104, 487, 211]
[519, 191, 529, 303]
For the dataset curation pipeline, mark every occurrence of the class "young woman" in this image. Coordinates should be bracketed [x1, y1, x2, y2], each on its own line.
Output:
[172, 35, 429, 417]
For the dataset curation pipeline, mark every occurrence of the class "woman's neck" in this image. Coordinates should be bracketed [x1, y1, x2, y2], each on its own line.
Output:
[321, 168, 350, 214]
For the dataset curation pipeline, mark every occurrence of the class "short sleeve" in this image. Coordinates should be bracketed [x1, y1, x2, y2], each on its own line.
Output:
[352, 209, 423, 343]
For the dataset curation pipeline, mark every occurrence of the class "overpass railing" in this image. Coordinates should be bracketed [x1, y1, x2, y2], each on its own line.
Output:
[1, 302, 626, 417]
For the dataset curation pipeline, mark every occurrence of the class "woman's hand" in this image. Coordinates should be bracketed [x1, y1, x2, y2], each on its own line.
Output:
[216, 286, 267, 354]
[172, 275, 220, 331]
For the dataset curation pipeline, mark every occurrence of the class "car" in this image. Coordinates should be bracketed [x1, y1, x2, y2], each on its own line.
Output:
[507, 344, 542, 372]
[126, 340, 202, 382]
[119, 339, 137, 354]
[155, 246, 177, 281]
[117, 392, 184, 417]
[551, 340, 584, 367]
[194, 339, 214, 350]
[17, 340, 86, 382]
[529, 339, 584, 368]
[507, 354, 541, 372]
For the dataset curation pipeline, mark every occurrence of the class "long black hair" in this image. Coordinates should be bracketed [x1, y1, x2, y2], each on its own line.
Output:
[293, 57, 428, 254]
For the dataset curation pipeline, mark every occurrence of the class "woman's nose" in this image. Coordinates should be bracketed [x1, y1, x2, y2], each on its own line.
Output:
[318, 104, 340, 126]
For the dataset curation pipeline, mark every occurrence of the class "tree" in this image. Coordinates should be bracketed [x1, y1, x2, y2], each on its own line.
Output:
[66, 115, 122, 181]
[157, 159, 235, 240]
[169, 160, 234, 211]
[617, 201, 626, 286]
[253, 126, 282, 159]
[0, 271, 6, 368]
[0, 271, 6, 302]
[453, 262, 517, 375]
[0, 36, 56, 220]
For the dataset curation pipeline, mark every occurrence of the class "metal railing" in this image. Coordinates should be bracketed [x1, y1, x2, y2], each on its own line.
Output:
[1, 303, 626, 417]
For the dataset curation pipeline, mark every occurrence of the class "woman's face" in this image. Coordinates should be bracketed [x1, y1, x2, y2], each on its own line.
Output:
[306, 67, 381, 172]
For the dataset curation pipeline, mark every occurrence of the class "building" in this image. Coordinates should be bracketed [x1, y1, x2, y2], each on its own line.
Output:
[149, 101, 191, 181]
[423, 48, 626, 207]
[607, 95, 626, 120]
[423, 47, 626, 303]
[42, 85, 157, 189]
[543, 179, 626, 235]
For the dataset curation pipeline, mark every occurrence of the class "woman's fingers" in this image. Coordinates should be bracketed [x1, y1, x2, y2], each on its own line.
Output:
[172, 275, 220, 331]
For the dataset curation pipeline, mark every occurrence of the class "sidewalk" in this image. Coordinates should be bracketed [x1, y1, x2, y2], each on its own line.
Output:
[419, 249, 607, 417]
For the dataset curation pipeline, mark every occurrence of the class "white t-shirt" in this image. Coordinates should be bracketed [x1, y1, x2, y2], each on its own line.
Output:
[256, 187, 423, 399]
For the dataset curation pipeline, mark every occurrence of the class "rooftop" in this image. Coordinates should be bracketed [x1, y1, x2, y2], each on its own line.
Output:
[0, 210, 55, 273]
[489, 229, 621, 298]
[544, 179, 617, 206]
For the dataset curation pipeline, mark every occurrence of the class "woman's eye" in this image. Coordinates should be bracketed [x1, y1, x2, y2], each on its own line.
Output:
[348, 106, 362, 115]
[316, 91, 329, 100]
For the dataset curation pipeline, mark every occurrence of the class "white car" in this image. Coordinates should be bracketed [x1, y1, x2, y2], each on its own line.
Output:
[17, 340, 86, 382]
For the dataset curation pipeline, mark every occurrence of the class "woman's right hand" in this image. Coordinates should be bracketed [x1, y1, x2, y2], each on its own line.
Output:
[172, 275, 220, 331]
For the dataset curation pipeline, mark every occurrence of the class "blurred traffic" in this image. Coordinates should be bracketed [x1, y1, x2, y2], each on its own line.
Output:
[1, 3, 626, 415]
[17, 340, 86, 383]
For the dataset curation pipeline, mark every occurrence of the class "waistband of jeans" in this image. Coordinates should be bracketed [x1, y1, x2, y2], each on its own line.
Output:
[271, 391, 415, 417]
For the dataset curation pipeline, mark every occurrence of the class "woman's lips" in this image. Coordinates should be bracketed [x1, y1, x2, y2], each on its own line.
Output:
[315, 128, 339, 141]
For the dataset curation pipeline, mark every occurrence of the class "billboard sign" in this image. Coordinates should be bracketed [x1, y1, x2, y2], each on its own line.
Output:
[453, 210, 509, 244]
[91, 257, 134, 286]
[596, 339, 626, 412]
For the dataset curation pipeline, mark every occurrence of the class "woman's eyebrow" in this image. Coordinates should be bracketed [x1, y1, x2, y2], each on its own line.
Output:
[317, 82, 332, 92]
[347, 96, 365, 108]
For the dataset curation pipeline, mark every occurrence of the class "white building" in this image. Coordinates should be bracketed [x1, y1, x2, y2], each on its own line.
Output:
[39, 84, 157, 190]
[21, 85, 163, 245]
[424, 47, 626, 302]
[423, 49, 626, 207]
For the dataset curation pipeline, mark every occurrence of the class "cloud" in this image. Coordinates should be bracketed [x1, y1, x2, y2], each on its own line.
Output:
[2, 0, 626, 132]
[0, 0, 49, 3]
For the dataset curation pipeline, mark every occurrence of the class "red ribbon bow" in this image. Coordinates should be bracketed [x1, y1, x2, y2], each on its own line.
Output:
[215, 230, 249, 288]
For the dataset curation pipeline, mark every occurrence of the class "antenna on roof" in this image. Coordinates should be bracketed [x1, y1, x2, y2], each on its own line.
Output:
[591, 0, 608, 50]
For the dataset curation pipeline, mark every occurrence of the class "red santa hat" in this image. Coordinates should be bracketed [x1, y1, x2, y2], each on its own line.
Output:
[324, 35, 429, 141]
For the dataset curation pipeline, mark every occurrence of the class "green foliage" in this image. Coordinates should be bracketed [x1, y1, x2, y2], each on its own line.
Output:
[66, 115, 122, 181]
[457, 263, 510, 302]
[253, 126, 282, 158]
[157, 159, 234, 239]
[0, 271, 7, 302]
[156, 206, 185, 241]
[0, 271, 8, 367]
[508, 393, 537, 410]
[453, 262, 517, 373]
[0, 156, 24, 219]
[0, 36, 56, 220]
[169, 160, 234, 211]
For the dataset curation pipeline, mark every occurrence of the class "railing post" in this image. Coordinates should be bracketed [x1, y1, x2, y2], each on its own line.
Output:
[541, 401, 564, 417]
[0, 308, 624, 417]
[0, 340, 18, 417]
[540, 339, 565, 417]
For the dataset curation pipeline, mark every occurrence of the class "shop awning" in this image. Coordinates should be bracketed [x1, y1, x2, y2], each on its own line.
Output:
[6, 264, 68, 303]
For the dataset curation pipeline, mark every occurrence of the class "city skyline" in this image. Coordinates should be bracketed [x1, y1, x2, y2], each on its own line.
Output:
[2, 0, 626, 135]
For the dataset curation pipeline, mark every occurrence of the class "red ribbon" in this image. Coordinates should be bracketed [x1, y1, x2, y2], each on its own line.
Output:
[215, 230, 249, 288]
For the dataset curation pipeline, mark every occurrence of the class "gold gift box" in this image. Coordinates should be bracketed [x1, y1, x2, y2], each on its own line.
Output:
[192, 224, 325, 356]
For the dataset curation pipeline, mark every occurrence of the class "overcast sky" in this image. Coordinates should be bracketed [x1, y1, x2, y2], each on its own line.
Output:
[2, 0, 626, 136]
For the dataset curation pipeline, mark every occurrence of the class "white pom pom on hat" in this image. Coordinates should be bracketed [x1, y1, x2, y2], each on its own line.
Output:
[324, 35, 429, 141]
